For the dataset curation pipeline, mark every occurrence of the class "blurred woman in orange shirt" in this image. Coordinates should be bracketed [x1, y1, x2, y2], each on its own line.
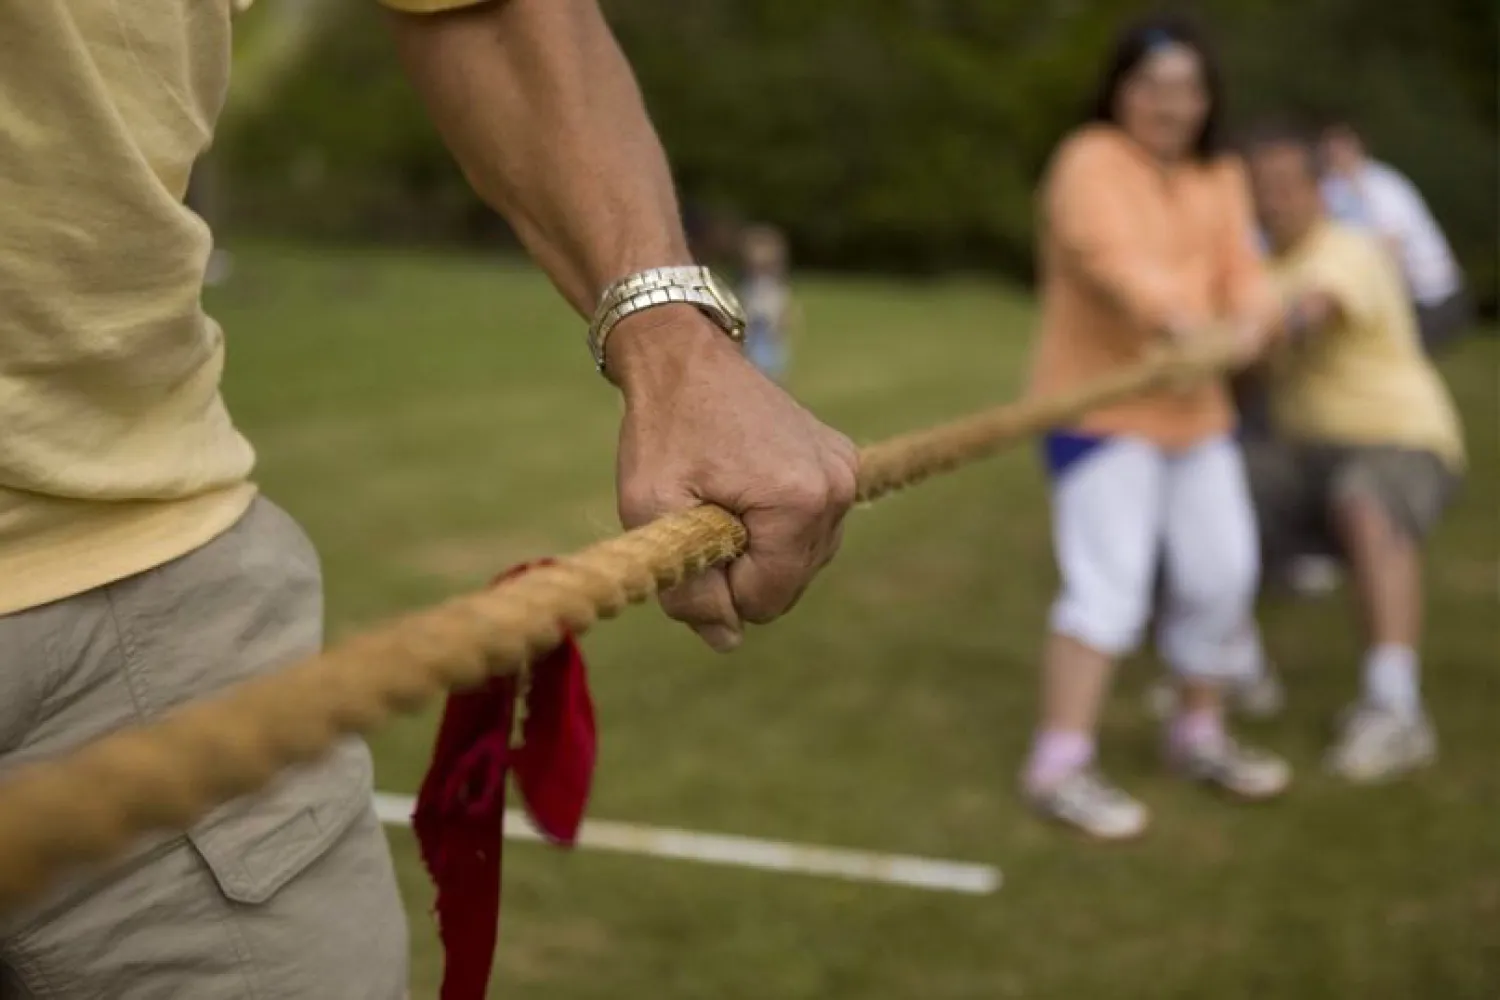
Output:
[1020, 16, 1288, 839]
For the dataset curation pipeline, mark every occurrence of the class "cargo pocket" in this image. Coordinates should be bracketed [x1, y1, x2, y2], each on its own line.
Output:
[188, 736, 374, 904]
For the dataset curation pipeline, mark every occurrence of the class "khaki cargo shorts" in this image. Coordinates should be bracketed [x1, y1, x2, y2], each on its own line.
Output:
[1243, 436, 1460, 566]
[0, 498, 408, 999]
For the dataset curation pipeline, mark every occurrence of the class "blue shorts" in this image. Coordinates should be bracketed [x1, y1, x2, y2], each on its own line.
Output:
[1042, 431, 1109, 479]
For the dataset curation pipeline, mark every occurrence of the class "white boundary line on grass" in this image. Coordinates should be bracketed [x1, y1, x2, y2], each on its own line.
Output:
[372, 792, 1000, 896]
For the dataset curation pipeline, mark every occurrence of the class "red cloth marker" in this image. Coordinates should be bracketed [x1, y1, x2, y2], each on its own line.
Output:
[412, 562, 597, 1000]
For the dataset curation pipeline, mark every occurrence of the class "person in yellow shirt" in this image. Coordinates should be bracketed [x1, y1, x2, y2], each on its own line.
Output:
[0, 1, 858, 995]
[1242, 122, 1464, 783]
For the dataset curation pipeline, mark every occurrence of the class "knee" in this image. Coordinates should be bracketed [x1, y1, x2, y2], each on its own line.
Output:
[1174, 554, 1259, 620]
[1051, 587, 1152, 657]
[1331, 487, 1412, 559]
[1170, 508, 1261, 619]
[1159, 559, 1260, 679]
[1332, 484, 1388, 530]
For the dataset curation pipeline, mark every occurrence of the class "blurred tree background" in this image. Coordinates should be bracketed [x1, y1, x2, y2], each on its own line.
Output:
[220, 0, 1497, 309]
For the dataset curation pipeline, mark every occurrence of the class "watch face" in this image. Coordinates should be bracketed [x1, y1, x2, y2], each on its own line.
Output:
[704, 270, 748, 330]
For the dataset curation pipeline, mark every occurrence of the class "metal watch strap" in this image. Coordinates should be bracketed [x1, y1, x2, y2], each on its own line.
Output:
[587, 266, 745, 376]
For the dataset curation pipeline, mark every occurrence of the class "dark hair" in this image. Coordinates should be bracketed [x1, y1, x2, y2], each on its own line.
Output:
[1318, 115, 1365, 145]
[1089, 13, 1225, 161]
[1240, 116, 1321, 178]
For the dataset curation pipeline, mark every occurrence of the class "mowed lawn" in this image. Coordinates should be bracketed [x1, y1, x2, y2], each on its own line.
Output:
[211, 242, 1498, 1000]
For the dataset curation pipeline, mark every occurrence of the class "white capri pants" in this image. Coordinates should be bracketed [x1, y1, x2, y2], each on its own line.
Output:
[1048, 435, 1264, 680]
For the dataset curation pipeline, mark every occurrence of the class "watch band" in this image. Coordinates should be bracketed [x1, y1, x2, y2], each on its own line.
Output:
[587, 266, 746, 377]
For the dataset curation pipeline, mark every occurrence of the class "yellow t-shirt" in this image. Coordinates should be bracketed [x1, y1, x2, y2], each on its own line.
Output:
[0, 0, 490, 616]
[0, 0, 460, 621]
[0, 1, 263, 617]
[1266, 222, 1465, 468]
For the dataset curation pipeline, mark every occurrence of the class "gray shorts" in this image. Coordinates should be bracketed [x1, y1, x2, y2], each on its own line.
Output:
[0, 498, 407, 999]
[1243, 437, 1460, 565]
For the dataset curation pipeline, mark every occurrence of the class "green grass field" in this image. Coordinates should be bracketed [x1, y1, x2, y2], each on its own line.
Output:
[210, 243, 1498, 999]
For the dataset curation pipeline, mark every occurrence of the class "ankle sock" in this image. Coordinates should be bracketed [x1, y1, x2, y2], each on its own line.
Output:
[1170, 707, 1225, 755]
[1363, 644, 1420, 717]
[1024, 730, 1095, 793]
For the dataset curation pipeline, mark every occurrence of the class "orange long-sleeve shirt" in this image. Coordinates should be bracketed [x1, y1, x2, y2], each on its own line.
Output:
[1029, 125, 1277, 448]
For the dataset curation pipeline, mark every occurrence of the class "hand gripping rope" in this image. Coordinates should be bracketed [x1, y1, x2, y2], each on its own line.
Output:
[0, 339, 1239, 913]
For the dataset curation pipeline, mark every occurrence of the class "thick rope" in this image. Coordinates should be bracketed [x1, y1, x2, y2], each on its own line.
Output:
[0, 340, 1237, 912]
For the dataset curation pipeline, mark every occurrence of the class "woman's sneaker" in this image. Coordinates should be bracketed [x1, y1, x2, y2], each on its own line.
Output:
[1172, 738, 1292, 800]
[1026, 769, 1150, 841]
[1325, 704, 1436, 782]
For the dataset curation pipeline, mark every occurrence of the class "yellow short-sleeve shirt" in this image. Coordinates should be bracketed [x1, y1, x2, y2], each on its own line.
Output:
[1, 0, 515, 614]
[0, 2, 271, 614]
[1266, 222, 1465, 469]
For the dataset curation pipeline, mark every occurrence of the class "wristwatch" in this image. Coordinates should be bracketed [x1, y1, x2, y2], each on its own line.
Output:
[587, 266, 747, 377]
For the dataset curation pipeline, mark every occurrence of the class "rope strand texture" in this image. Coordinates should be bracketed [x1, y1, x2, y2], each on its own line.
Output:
[0, 340, 1236, 912]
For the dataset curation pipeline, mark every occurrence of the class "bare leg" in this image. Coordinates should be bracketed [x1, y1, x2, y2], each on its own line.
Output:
[1040, 633, 1116, 734]
[1333, 493, 1421, 648]
[1026, 631, 1150, 839]
[1332, 491, 1424, 719]
[1323, 486, 1437, 779]
[1170, 676, 1231, 761]
[1023, 634, 1116, 794]
[1175, 677, 1223, 718]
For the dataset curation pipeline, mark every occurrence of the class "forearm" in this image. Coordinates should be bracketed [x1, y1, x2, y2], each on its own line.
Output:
[388, 0, 689, 317]
[1074, 255, 1185, 338]
[1218, 160, 1279, 337]
[1225, 271, 1280, 348]
[1049, 156, 1181, 339]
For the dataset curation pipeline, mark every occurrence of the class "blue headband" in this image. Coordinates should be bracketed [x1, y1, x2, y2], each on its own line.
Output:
[1142, 28, 1176, 51]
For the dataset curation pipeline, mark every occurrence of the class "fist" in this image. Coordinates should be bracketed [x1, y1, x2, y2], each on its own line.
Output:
[610, 306, 859, 650]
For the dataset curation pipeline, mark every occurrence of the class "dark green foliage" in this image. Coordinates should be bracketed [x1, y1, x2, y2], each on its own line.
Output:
[220, 0, 1496, 306]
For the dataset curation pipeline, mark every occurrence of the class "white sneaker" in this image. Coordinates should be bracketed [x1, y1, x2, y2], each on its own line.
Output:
[1146, 669, 1286, 721]
[1172, 738, 1292, 800]
[1026, 769, 1150, 841]
[1325, 704, 1437, 782]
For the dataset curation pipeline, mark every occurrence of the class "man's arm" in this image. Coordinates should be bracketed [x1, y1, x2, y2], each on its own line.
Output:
[387, 0, 680, 315]
[386, 0, 858, 650]
[1283, 236, 1390, 344]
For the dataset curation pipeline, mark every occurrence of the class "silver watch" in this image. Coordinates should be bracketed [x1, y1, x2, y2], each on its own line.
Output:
[587, 266, 747, 377]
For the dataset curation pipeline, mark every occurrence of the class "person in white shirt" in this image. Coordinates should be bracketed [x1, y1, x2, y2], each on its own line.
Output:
[1319, 121, 1471, 353]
